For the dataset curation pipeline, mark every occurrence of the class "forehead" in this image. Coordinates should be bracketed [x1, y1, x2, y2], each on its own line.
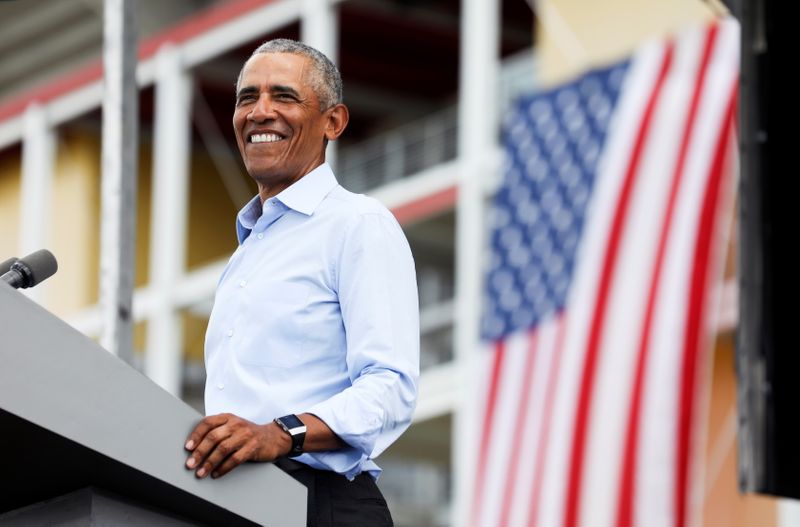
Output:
[239, 52, 312, 89]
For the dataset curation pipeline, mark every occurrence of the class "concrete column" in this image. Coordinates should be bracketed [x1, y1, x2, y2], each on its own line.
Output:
[99, 0, 138, 361]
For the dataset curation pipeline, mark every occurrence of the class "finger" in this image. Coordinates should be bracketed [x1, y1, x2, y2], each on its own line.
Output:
[197, 437, 242, 479]
[187, 424, 232, 471]
[212, 443, 256, 479]
[185, 414, 230, 451]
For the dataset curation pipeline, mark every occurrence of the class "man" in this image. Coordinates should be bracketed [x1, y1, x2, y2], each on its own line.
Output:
[182, 39, 419, 525]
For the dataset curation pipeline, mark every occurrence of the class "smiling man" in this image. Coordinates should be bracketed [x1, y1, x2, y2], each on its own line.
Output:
[182, 40, 419, 526]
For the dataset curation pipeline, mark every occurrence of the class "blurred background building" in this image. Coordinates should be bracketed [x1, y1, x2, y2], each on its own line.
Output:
[0, 0, 788, 525]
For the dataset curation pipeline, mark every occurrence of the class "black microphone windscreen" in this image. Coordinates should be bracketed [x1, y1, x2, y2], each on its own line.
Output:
[18, 249, 58, 287]
[0, 257, 17, 275]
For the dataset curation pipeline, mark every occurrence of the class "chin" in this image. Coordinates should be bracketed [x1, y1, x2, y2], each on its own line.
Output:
[247, 165, 282, 180]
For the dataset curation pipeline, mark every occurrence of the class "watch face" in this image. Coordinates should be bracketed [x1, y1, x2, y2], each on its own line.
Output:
[278, 414, 304, 431]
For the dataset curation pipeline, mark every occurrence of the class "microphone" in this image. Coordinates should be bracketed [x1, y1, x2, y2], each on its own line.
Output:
[1, 257, 17, 275]
[1, 249, 58, 289]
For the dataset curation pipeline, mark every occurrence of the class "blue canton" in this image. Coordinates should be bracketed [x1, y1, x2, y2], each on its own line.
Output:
[482, 61, 630, 342]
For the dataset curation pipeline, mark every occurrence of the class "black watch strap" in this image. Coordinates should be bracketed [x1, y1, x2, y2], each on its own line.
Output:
[274, 414, 307, 458]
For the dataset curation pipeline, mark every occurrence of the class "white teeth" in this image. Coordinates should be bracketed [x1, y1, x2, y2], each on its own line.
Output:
[250, 133, 283, 143]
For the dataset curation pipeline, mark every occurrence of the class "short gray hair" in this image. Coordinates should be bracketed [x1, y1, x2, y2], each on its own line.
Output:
[236, 39, 342, 111]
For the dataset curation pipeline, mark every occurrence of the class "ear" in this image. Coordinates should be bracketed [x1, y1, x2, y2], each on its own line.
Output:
[324, 103, 349, 141]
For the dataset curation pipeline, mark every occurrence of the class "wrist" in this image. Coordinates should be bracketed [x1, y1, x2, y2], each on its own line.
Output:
[273, 414, 307, 458]
[269, 422, 293, 457]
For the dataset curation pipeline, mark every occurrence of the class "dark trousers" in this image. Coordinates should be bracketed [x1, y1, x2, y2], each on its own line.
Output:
[275, 458, 393, 527]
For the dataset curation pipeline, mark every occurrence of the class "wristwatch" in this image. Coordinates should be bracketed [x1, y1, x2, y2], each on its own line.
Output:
[274, 414, 307, 458]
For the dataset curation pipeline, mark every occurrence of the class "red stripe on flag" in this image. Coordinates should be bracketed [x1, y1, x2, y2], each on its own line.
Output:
[528, 314, 568, 525]
[471, 340, 508, 527]
[675, 83, 738, 527]
[616, 24, 720, 527]
[563, 44, 675, 527]
[498, 330, 539, 527]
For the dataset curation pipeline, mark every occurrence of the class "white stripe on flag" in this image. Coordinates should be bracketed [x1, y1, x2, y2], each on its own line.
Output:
[580, 24, 707, 527]
[534, 32, 668, 527]
[507, 318, 561, 527]
[479, 331, 531, 527]
[635, 21, 739, 527]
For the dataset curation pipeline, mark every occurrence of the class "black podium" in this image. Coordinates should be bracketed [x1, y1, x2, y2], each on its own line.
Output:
[0, 284, 306, 526]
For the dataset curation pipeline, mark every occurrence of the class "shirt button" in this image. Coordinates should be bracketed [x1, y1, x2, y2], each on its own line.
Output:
[257, 233, 264, 239]
[239, 280, 247, 287]
[227, 329, 234, 337]
[217, 383, 224, 390]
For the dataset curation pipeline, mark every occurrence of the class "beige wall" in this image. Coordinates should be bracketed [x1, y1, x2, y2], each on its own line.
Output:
[0, 145, 21, 261]
[48, 132, 101, 315]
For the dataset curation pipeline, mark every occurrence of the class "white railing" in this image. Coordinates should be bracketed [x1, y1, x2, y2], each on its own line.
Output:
[338, 48, 537, 194]
[338, 106, 459, 193]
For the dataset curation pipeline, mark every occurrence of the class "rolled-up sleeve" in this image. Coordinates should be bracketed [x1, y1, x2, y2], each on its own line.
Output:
[307, 210, 419, 465]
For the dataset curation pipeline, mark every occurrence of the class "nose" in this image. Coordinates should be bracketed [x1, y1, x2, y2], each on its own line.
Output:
[248, 94, 277, 122]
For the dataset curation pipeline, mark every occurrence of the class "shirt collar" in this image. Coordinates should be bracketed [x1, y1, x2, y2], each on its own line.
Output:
[237, 195, 262, 231]
[235, 163, 339, 244]
[274, 162, 338, 216]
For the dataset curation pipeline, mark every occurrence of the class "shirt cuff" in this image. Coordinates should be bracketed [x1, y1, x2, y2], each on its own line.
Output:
[307, 392, 385, 459]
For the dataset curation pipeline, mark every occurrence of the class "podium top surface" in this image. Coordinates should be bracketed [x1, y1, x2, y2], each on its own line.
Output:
[0, 284, 306, 526]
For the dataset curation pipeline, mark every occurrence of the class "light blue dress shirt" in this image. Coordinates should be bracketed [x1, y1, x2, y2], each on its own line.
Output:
[204, 163, 419, 480]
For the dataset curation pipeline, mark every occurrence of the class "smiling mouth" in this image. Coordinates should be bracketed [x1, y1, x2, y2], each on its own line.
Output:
[249, 133, 285, 144]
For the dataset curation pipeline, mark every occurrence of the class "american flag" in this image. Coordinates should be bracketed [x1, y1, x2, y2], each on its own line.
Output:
[472, 19, 739, 527]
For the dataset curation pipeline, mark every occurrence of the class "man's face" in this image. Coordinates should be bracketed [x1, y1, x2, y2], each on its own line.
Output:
[233, 53, 332, 194]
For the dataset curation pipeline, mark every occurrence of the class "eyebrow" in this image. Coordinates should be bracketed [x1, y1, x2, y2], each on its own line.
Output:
[269, 85, 301, 98]
[236, 85, 301, 99]
[236, 86, 259, 100]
